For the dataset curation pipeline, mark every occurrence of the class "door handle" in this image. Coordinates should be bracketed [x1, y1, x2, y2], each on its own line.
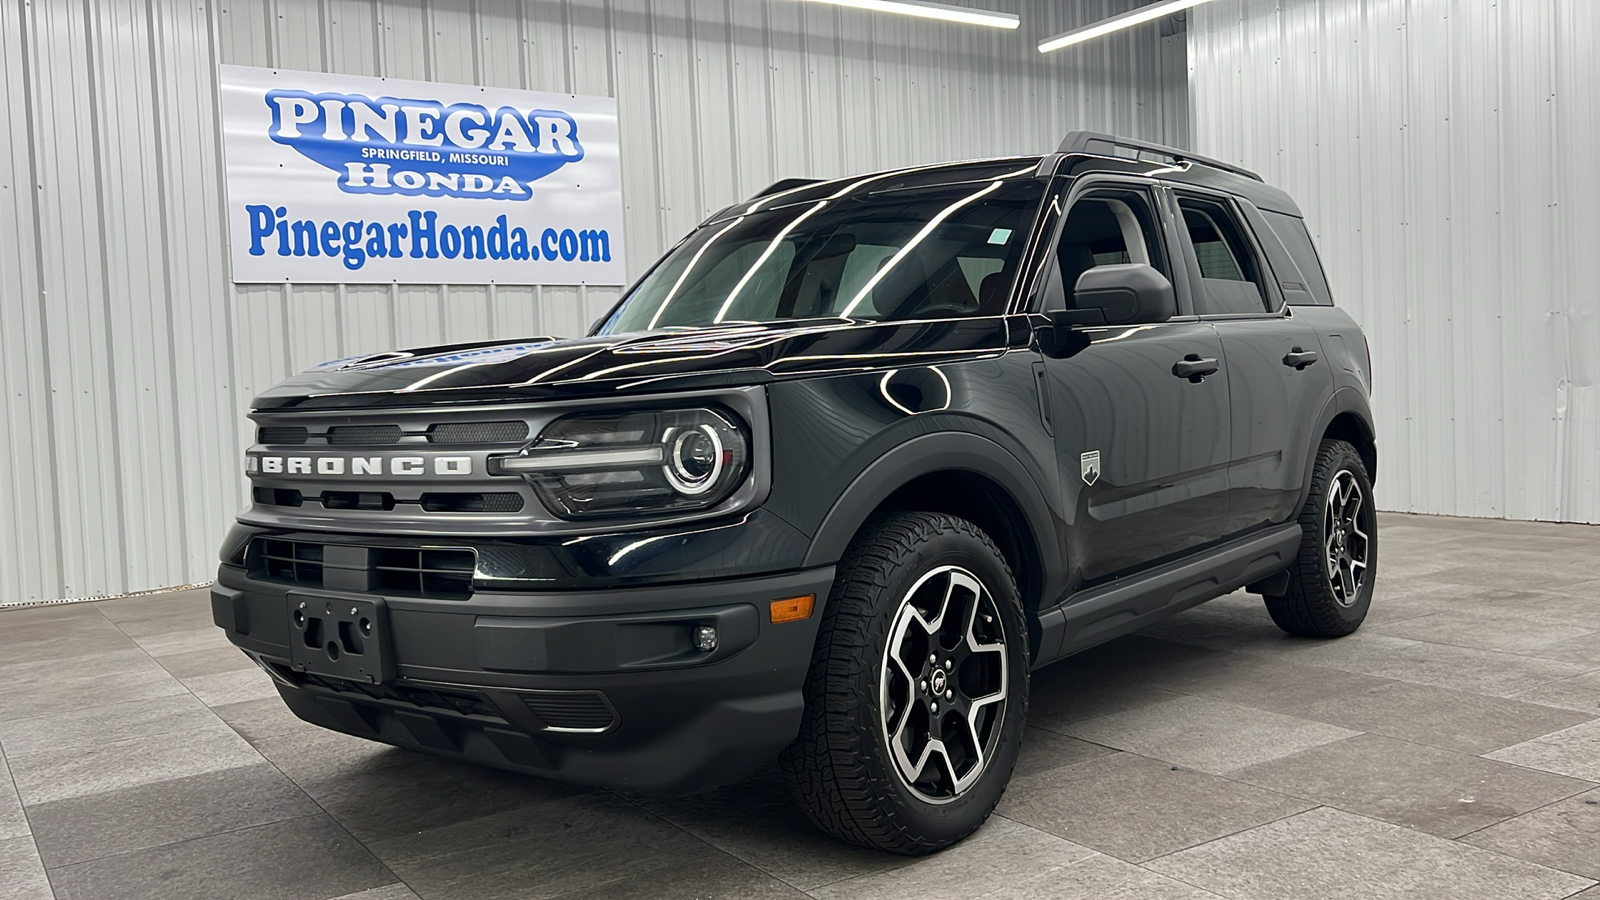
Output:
[1283, 347, 1320, 370]
[1172, 355, 1220, 382]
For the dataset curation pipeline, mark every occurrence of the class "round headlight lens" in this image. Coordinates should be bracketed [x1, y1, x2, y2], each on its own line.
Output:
[497, 407, 750, 519]
[665, 425, 724, 495]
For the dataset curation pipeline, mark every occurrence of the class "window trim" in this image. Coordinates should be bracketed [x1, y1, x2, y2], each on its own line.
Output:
[1164, 185, 1288, 321]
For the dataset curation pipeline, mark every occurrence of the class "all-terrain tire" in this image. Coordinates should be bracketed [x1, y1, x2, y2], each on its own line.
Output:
[1265, 439, 1377, 637]
[780, 511, 1029, 855]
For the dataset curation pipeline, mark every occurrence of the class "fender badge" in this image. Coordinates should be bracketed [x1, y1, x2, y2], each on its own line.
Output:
[1081, 450, 1101, 486]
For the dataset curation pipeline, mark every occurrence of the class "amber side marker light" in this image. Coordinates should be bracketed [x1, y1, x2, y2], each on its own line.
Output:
[770, 594, 816, 624]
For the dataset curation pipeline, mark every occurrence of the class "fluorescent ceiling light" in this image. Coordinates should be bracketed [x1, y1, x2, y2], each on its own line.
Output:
[1039, 0, 1218, 52]
[805, 0, 1020, 30]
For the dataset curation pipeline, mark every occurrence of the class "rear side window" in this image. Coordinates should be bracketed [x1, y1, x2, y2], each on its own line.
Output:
[1177, 197, 1269, 315]
[1261, 210, 1335, 306]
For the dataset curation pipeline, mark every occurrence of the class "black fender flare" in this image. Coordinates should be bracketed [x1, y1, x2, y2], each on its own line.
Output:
[1297, 386, 1378, 510]
[800, 431, 1065, 605]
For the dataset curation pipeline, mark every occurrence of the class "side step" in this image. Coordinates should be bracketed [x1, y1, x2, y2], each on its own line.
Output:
[1032, 523, 1302, 668]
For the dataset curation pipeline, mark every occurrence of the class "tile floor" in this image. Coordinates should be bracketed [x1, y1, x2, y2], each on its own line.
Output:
[1, 512, 1598, 900]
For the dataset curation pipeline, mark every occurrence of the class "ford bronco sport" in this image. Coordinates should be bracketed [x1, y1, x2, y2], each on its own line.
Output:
[214, 131, 1377, 854]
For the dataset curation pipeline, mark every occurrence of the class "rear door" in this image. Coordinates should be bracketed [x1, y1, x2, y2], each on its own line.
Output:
[1167, 189, 1334, 533]
[1037, 178, 1233, 583]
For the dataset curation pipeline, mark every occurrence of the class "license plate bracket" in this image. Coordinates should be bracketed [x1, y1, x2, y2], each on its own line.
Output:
[286, 591, 394, 684]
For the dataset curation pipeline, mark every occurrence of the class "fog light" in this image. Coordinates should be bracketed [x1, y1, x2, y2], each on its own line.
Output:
[693, 624, 718, 653]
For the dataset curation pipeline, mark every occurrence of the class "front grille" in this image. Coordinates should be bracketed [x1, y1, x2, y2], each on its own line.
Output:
[372, 547, 476, 597]
[258, 426, 309, 445]
[253, 487, 304, 507]
[428, 421, 529, 444]
[420, 492, 524, 513]
[521, 691, 617, 731]
[321, 491, 396, 511]
[247, 538, 475, 599]
[251, 539, 324, 586]
[328, 425, 403, 445]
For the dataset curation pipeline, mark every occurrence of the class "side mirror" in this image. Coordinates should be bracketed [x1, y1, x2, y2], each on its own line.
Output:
[1068, 263, 1176, 327]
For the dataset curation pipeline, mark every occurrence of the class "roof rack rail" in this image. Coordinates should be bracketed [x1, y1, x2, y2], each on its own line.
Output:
[753, 177, 823, 199]
[1058, 131, 1263, 182]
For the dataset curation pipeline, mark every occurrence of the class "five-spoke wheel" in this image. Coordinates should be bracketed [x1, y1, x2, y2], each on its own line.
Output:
[880, 566, 1008, 803]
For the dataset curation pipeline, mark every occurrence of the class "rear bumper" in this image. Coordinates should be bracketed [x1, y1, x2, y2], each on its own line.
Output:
[213, 564, 833, 793]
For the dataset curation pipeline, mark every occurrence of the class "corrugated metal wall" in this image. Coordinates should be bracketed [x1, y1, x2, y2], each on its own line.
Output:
[1189, 0, 1600, 524]
[0, 0, 1188, 604]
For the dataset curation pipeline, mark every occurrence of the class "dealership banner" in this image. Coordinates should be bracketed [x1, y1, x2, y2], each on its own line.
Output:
[218, 65, 627, 285]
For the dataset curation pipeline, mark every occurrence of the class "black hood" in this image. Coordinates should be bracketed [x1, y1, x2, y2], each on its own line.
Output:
[252, 316, 1033, 410]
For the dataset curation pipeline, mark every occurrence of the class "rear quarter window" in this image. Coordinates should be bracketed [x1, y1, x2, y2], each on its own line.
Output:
[1261, 210, 1335, 306]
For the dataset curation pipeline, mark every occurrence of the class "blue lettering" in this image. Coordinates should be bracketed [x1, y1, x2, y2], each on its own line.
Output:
[409, 210, 438, 258]
[558, 228, 578, 262]
[440, 224, 461, 259]
[541, 227, 559, 260]
[246, 204, 275, 256]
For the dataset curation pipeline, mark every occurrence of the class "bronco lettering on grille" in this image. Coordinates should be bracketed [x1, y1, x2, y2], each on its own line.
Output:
[245, 455, 472, 476]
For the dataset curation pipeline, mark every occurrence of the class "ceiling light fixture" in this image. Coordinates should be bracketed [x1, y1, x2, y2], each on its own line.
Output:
[805, 0, 1020, 30]
[1038, 0, 1219, 52]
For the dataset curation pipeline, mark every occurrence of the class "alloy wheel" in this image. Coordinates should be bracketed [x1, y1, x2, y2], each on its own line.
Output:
[879, 565, 1009, 803]
[1324, 469, 1371, 607]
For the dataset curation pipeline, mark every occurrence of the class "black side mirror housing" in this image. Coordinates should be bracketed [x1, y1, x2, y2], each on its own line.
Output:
[1069, 263, 1176, 326]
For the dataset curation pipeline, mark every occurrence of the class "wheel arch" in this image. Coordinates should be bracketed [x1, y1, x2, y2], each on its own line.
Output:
[801, 433, 1063, 621]
[1298, 387, 1378, 511]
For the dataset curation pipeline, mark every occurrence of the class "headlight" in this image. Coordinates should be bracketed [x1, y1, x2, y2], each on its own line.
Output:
[493, 408, 751, 519]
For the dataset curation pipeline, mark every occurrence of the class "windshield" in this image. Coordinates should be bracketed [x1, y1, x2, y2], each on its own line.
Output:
[598, 175, 1044, 334]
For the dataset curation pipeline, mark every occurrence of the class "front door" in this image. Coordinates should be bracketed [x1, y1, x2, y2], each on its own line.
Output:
[1037, 182, 1233, 584]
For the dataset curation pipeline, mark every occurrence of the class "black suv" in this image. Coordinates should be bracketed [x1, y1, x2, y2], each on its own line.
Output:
[215, 132, 1376, 854]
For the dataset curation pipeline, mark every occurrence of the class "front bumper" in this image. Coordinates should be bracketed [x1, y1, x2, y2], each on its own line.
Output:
[213, 563, 833, 793]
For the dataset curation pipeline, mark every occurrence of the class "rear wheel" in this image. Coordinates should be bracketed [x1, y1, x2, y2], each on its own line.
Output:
[781, 512, 1029, 854]
[1264, 439, 1376, 637]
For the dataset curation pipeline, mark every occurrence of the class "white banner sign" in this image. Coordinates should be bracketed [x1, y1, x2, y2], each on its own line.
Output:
[219, 65, 627, 285]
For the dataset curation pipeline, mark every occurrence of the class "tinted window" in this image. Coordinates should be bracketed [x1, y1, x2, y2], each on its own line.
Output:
[599, 178, 1043, 333]
[1044, 189, 1167, 312]
[1262, 210, 1335, 306]
[1179, 197, 1269, 315]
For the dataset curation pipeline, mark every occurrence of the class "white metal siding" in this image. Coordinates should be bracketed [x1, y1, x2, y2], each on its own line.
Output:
[1, 0, 1188, 603]
[1190, 0, 1600, 524]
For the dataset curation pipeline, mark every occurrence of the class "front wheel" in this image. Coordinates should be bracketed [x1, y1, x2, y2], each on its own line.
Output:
[1264, 439, 1377, 637]
[780, 512, 1029, 855]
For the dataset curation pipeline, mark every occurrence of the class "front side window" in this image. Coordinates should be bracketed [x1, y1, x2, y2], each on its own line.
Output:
[1178, 196, 1270, 315]
[1043, 188, 1167, 312]
[598, 178, 1044, 333]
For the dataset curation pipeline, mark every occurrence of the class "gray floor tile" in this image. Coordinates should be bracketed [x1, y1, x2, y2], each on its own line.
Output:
[179, 666, 280, 707]
[1165, 655, 1395, 714]
[1286, 633, 1591, 698]
[1146, 806, 1594, 900]
[210, 696, 323, 746]
[1062, 696, 1360, 774]
[1294, 681, 1593, 755]
[0, 649, 186, 723]
[1512, 673, 1600, 716]
[0, 755, 26, 842]
[628, 767, 908, 891]
[129, 626, 235, 659]
[329, 887, 423, 900]
[808, 816, 1095, 900]
[94, 590, 213, 633]
[28, 762, 319, 868]
[154, 645, 254, 681]
[0, 693, 219, 757]
[1526, 633, 1600, 667]
[0, 836, 51, 900]
[47, 814, 393, 900]
[1459, 786, 1600, 879]
[366, 792, 721, 900]
[552, 846, 810, 900]
[970, 852, 1229, 899]
[1376, 610, 1598, 655]
[996, 752, 1313, 862]
[1030, 669, 1186, 730]
[1230, 733, 1595, 838]
[1013, 727, 1118, 778]
[0, 608, 136, 663]
[8, 723, 263, 805]
[253, 724, 588, 842]
[1487, 719, 1600, 782]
